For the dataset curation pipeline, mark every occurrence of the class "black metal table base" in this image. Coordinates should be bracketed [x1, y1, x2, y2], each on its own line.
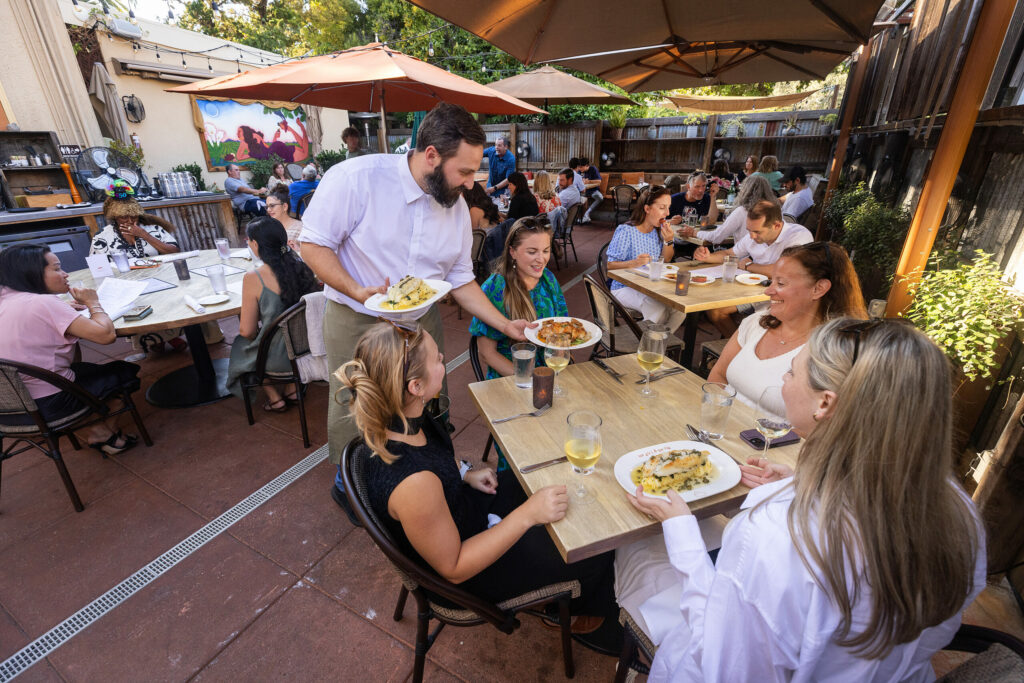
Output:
[145, 323, 232, 408]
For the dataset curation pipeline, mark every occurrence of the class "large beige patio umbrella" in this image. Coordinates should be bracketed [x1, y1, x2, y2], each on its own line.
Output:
[484, 66, 635, 105]
[406, 0, 884, 66]
[169, 43, 544, 151]
[663, 90, 818, 114]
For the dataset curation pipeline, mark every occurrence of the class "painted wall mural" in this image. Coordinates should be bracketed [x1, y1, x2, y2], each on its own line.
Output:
[195, 98, 312, 170]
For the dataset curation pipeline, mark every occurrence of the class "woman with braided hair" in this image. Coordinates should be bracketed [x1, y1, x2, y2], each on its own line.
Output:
[226, 217, 318, 411]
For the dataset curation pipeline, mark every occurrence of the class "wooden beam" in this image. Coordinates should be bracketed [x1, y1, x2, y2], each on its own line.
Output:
[816, 39, 874, 240]
[887, 0, 1018, 315]
[702, 115, 718, 171]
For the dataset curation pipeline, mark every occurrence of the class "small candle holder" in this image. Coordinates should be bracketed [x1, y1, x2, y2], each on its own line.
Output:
[173, 259, 191, 281]
[532, 367, 554, 409]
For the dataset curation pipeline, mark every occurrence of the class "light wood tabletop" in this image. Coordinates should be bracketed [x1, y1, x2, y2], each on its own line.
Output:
[67, 250, 253, 336]
[608, 262, 769, 315]
[468, 354, 800, 563]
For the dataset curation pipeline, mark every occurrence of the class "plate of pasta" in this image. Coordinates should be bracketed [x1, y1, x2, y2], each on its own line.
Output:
[364, 276, 452, 315]
[614, 440, 741, 501]
[525, 316, 602, 351]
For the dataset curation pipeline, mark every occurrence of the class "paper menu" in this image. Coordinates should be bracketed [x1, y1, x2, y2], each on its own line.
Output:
[85, 254, 114, 279]
[95, 277, 149, 320]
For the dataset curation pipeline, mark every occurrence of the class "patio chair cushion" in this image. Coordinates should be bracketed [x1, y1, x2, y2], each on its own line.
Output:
[938, 643, 1024, 682]
[0, 405, 92, 434]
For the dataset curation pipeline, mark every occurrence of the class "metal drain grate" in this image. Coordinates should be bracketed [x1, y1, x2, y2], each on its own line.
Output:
[0, 445, 329, 682]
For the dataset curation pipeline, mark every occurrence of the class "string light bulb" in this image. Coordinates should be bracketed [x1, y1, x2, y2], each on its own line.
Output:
[428, 42, 434, 57]
[208, 58, 213, 72]
[237, 60, 241, 74]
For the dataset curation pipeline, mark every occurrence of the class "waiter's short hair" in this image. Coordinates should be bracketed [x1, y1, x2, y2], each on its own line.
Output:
[748, 199, 784, 226]
[416, 103, 487, 159]
[559, 168, 574, 181]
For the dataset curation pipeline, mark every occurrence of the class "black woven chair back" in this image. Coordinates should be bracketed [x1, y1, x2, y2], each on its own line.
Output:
[597, 241, 611, 286]
[298, 191, 315, 213]
[252, 299, 308, 380]
[0, 359, 104, 424]
[340, 437, 515, 630]
[468, 336, 486, 382]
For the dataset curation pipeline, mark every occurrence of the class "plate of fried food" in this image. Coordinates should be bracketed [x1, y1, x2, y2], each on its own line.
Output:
[614, 440, 741, 501]
[525, 316, 602, 351]
[364, 275, 452, 316]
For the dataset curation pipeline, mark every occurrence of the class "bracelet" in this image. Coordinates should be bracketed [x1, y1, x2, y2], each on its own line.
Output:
[459, 460, 472, 480]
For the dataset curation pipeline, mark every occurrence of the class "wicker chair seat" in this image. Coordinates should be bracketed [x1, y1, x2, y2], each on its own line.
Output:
[0, 405, 92, 434]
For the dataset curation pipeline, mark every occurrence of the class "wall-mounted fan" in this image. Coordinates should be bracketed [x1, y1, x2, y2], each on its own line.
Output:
[601, 151, 617, 168]
[73, 147, 143, 202]
[516, 140, 531, 160]
[122, 94, 146, 123]
[713, 148, 732, 163]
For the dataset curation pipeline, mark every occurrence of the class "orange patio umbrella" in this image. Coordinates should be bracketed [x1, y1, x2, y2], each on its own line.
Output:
[168, 43, 545, 152]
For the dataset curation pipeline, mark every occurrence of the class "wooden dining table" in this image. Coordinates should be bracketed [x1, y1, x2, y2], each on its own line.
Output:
[468, 353, 800, 563]
[67, 249, 253, 408]
[609, 262, 769, 368]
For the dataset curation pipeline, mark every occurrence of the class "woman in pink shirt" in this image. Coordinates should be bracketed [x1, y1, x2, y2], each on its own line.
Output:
[0, 244, 141, 455]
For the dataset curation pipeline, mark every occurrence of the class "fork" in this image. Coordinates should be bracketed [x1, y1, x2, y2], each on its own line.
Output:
[492, 404, 551, 424]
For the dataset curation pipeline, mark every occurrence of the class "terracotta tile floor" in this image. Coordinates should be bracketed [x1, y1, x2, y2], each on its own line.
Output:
[1, 220, 1021, 681]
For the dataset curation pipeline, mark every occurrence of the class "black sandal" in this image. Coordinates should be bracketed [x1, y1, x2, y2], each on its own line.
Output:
[89, 431, 138, 457]
[263, 399, 288, 413]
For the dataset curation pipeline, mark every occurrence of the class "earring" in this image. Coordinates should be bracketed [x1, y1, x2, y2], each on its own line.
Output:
[812, 412, 822, 422]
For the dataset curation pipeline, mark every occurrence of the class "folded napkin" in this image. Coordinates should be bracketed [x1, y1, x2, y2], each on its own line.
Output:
[155, 250, 200, 263]
[183, 294, 207, 314]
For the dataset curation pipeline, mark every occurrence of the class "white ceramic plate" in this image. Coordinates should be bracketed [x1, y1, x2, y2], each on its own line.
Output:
[524, 317, 603, 351]
[688, 273, 717, 286]
[197, 294, 231, 306]
[614, 440, 741, 501]
[634, 263, 679, 279]
[736, 273, 769, 286]
[364, 278, 453, 316]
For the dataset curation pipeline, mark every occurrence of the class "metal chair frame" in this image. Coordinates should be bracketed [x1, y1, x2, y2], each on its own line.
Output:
[612, 185, 638, 226]
[468, 337, 494, 462]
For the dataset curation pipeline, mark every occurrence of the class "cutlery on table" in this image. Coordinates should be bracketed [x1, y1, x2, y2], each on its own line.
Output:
[686, 423, 711, 444]
[634, 367, 686, 384]
[520, 456, 568, 474]
[492, 405, 551, 424]
[593, 357, 624, 384]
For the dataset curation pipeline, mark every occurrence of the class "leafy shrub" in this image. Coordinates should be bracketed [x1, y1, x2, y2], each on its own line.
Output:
[108, 139, 144, 168]
[905, 251, 1024, 381]
[608, 108, 627, 129]
[171, 162, 207, 191]
[316, 148, 345, 172]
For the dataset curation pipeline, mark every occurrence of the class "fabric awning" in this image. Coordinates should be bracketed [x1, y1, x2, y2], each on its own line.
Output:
[663, 90, 818, 114]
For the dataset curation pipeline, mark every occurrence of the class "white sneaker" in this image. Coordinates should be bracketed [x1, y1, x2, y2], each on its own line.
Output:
[581, 215, 592, 224]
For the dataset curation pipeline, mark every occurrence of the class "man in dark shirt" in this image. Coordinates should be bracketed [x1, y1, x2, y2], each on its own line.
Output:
[669, 172, 720, 260]
[576, 157, 604, 223]
[483, 135, 516, 197]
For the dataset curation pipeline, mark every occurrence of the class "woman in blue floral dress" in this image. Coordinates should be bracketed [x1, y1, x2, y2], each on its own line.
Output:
[470, 217, 567, 380]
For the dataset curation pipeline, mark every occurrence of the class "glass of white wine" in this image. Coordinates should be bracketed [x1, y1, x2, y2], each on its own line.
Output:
[565, 410, 603, 503]
[755, 386, 792, 463]
[637, 325, 668, 398]
[544, 333, 571, 397]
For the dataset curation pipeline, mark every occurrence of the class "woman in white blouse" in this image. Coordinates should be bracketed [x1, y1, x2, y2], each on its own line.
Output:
[677, 174, 777, 246]
[622, 317, 986, 682]
[708, 241, 866, 414]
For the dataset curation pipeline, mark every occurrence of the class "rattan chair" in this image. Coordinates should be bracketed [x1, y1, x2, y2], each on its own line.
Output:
[298, 190, 315, 216]
[238, 299, 313, 448]
[614, 609, 655, 683]
[612, 185, 638, 225]
[552, 203, 582, 269]
[471, 227, 489, 284]
[582, 275, 683, 361]
[468, 337, 494, 462]
[341, 437, 580, 682]
[0, 359, 152, 512]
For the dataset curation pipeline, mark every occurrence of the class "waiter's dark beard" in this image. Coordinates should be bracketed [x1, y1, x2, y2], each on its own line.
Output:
[425, 162, 463, 208]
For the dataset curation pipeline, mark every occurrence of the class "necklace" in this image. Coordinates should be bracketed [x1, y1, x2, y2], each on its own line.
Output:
[772, 327, 808, 346]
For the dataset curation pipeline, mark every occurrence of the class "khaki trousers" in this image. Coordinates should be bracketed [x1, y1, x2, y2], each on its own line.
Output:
[324, 300, 445, 465]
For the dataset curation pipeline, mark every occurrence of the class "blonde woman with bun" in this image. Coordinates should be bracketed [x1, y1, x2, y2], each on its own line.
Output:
[337, 322, 616, 631]
[618, 318, 985, 681]
[532, 171, 561, 214]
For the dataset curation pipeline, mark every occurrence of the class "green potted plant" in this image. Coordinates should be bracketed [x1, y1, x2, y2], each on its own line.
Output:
[608, 108, 627, 139]
[171, 162, 207, 191]
[782, 114, 800, 135]
[315, 148, 345, 172]
[682, 113, 704, 138]
[819, 113, 839, 133]
[721, 116, 745, 137]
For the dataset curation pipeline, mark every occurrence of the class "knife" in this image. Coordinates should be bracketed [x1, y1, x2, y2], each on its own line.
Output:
[520, 456, 568, 474]
[593, 357, 624, 384]
[634, 367, 686, 384]
[686, 424, 711, 444]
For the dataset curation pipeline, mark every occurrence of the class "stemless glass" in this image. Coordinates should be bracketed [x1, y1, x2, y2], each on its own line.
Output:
[700, 382, 736, 440]
[544, 333, 571, 397]
[637, 325, 667, 398]
[755, 386, 792, 463]
[565, 410, 603, 503]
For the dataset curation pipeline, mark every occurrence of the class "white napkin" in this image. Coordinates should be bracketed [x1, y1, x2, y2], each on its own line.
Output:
[155, 250, 200, 263]
[229, 247, 253, 260]
[183, 294, 207, 314]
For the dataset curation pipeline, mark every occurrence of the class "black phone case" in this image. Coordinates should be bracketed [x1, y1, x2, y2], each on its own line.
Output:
[739, 428, 800, 450]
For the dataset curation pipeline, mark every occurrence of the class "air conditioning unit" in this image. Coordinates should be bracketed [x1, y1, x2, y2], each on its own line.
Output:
[109, 18, 143, 40]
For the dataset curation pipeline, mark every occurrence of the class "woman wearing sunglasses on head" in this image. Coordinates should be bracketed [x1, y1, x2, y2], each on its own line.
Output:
[618, 317, 986, 681]
[337, 321, 617, 633]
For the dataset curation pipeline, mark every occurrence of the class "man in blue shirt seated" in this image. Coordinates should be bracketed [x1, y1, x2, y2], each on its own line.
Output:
[548, 167, 581, 237]
[483, 135, 516, 197]
[288, 164, 320, 216]
[575, 157, 603, 223]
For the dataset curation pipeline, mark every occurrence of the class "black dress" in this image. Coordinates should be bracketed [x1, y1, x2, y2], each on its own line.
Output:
[362, 416, 616, 616]
[506, 192, 540, 222]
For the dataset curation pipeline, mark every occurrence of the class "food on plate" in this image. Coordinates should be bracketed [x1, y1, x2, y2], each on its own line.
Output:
[630, 448, 716, 495]
[537, 318, 591, 346]
[691, 275, 709, 284]
[380, 276, 437, 310]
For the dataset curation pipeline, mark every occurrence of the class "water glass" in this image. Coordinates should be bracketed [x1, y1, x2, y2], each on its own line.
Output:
[207, 264, 228, 294]
[700, 382, 736, 440]
[565, 410, 603, 503]
[511, 342, 536, 388]
[648, 259, 664, 281]
[111, 251, 130, 273]
[722, 255, 738, 283]
[215, 237, 231, 259]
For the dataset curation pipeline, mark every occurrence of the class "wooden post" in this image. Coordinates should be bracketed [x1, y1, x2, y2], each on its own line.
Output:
[378, 99, 389, 154]
[702, 115, 718, 171]
[593, 119, 603, 170]
[974, 391, 1024, 573]
[887, 0, 1018, 315]
[816, 39, 873, 240]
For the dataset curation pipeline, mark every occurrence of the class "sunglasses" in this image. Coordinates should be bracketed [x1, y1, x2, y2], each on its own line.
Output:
[837, 317, 914, 365]
[378, 317, 418, 381]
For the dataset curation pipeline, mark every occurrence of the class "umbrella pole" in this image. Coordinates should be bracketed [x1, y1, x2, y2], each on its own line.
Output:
[378, 91, 389, 154]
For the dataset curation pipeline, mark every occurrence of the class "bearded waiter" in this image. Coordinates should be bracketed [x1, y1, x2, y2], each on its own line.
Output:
[300, 103, 530, 523]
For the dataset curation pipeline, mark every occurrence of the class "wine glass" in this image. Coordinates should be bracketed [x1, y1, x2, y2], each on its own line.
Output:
[755, 386, 792, 464]
[637, 325, 668, 398]
[544, 333, 571, 397]
[565, 411, 603, 503]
